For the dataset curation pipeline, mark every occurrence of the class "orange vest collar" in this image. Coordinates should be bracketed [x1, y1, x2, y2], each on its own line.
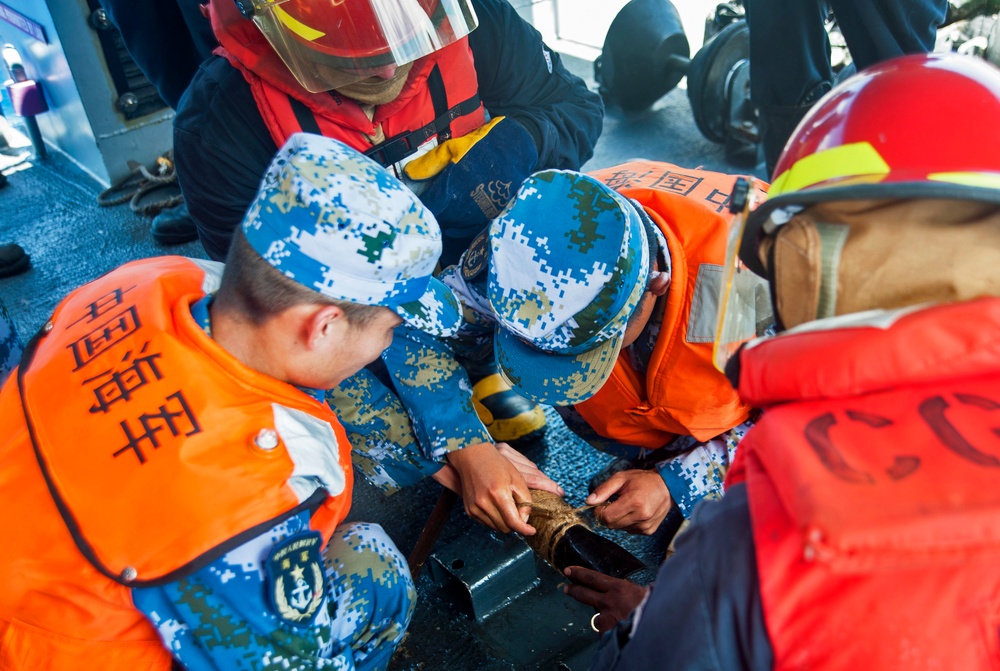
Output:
[210, 0, 485, 158]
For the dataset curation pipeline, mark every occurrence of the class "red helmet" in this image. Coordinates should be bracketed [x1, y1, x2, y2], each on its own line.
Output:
[231, 0, 478, 93]
[740, 52, 1000, 275]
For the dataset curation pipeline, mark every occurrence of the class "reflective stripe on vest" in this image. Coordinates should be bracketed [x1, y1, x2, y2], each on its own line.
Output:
[573, 161, 767, 446]
[733, 300, 1000, 669]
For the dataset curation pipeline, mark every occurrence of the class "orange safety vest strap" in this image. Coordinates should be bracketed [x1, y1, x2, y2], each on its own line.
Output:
[363, 69, 483, 167]
[16, 257, 353, 587]
[573, 161, 765, 447]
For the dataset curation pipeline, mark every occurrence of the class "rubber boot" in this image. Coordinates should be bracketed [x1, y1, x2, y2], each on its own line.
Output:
[151, 201, 198, 245]
[461, 356, 548, 446]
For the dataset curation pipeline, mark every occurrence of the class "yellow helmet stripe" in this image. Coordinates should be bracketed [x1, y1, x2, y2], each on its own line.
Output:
[272, 5, 326, 42]
[929, 171, 1000, 189]
[770, 142, 890, 198]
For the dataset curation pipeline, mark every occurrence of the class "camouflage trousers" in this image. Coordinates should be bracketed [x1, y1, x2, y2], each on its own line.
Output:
[323, 522, 417, 671]
[137, 519, 416, 670]
[0, 297, 22, 388]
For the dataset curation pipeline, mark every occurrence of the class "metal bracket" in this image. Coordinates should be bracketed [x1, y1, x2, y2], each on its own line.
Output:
[428, 526, 539, 622]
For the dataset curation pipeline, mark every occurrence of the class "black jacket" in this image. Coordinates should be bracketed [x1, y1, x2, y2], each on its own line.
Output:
[173, 0, 604, 261]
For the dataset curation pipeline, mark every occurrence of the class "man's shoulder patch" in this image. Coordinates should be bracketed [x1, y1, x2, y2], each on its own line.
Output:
[461, 228, 490, 281]
[266, 531, 326, 628]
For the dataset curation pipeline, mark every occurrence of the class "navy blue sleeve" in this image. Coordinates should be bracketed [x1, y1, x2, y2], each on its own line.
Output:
[175, 6, 605, 262]
[468, 0, 604, 170]
[173, 57, 279, 261]
[590, 483, 773, 671]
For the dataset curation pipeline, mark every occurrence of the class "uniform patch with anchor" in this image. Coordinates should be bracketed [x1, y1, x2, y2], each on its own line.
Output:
[266, 531, 326, 628]
[461, 228, 490, 281]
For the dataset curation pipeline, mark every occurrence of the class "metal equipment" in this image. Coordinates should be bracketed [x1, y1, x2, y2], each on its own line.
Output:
[594, 0, 758, 165]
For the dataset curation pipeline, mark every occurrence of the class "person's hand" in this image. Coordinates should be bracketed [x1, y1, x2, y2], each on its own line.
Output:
[495, 442, 564, 497]
[562, 566, 650, 635]
[446, 441, 537, 535]
[586, 469, 671, 535]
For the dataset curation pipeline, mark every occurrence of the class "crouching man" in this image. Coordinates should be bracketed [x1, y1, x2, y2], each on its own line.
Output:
[0, 133, 463, 669]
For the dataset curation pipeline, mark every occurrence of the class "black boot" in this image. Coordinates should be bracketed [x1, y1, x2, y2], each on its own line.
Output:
[151, 201, 198, 245]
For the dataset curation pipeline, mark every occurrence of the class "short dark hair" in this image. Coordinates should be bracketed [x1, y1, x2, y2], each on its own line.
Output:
[625, 206, 664, 331]
[216, 229, 387, 327]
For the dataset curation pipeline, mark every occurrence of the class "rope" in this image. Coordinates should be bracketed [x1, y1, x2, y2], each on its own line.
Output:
[524, 490, 601, 569]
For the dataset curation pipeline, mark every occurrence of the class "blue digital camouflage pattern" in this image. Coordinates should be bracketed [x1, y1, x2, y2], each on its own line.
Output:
[328, 325, 493, 494]
[486, 170, 651, 406]
[134, 515, 415, 670]
[328, 364, 464, 494]
[440, 183, 758, 518]
[381, 325, 492, 458]
[0, 296, 22, 389]
[242, 132, 461, 337]
[134, 296, 415, 668]
[656, 422, 752, 516]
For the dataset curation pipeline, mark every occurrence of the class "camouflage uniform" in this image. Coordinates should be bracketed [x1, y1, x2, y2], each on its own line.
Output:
[439, 170, 755, 516]
[126, 285, 416, 669]
[330, 324, 491, 495]
[332, 168, 651, 493]
[243, 132, 485, 496]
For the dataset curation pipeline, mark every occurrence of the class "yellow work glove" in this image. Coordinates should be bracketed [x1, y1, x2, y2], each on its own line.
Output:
[403, 116, 508, 181]
[401, 116, 538, 266]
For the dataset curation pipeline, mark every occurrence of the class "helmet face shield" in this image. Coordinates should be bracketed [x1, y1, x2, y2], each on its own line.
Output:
[714, 177, 772, 373]
[244, 0, 478, 92]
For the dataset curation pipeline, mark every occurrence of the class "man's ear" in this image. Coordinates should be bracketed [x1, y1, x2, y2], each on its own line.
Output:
[305, 304, 347, 350]
[647, 270, 670, 297]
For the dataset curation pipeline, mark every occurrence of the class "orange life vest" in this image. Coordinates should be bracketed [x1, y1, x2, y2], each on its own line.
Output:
[728, 299, 1000, 670]
[574, 161, 767, 446]
[0, 257, 353, 669]
[210, 0, 486, 167]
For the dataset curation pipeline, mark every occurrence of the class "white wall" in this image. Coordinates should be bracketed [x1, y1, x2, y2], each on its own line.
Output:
[514, 0, 719, 64]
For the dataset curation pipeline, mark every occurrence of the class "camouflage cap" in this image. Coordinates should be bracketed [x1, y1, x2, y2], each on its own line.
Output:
[242, 133, 461, 337]
[488, 169, 650, 405]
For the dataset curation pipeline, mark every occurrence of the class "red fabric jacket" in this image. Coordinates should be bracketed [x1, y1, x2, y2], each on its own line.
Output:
[728, 298, 1000, 669]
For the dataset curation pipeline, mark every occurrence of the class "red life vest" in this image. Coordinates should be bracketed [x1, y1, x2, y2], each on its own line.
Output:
[574, 161, 767, 446]
[0, 257, 353, 669]
[728, 299, 1000, 670]
[209, 0, 486, 167]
